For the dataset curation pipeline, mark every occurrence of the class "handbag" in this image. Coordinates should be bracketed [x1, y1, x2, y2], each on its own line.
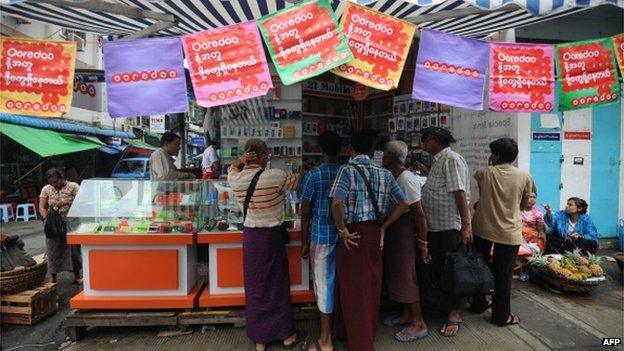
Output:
[44, 209, 67, 239]
[243, 169, 290, 245]
[439, 245, 494, 296]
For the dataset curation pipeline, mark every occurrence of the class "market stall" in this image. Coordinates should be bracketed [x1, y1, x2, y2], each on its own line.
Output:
[66, 179, 204, 309]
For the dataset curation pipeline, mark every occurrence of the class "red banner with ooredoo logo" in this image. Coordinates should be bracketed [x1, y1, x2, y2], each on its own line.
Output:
[0, 38, 76, 117]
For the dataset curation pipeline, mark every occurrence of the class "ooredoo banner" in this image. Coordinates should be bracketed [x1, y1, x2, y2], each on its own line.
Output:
[611, 34, 624, 78]
[182, 21, 272, 107]
[331, 2, 416, 90]
[412, 29, 489, 110]
[555, 38, 620, 111]
[0, 38, 76, 117]
[104, 37, 188, 118]
[257, 0, 352, 85]
[489, 43, 555, 112]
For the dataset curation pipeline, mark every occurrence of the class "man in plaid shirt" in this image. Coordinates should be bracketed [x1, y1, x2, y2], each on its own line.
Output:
[299, 131, 341, 351]
[419, 127, 472, 338]
[329, 129, 408, 351]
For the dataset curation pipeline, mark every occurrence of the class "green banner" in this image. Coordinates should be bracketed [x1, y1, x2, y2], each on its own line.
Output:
[257, 0, 353, 85]
[555, 38, 620, 111]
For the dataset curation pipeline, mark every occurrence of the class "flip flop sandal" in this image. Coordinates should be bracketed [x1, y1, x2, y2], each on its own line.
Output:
[394, 328, 430, 343]
[440, 320, 463, 337]
[284, 330, 307, 350]
[300, 340, 334, 351]
[503, 314, 521, 326]
[383, 315, 409, 328]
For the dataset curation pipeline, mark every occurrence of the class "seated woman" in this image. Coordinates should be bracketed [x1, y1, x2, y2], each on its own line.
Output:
[545, 197, 598, 254]
[520, 192, 546, 253]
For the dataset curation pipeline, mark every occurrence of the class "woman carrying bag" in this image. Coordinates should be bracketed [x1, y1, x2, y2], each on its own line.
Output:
[39, 168, 81, 284]
[470, 138, 534, 326]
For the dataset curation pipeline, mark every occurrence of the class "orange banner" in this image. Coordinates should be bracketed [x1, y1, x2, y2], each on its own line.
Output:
[0, 38, 76, 117]
[332, 2, 416, 91]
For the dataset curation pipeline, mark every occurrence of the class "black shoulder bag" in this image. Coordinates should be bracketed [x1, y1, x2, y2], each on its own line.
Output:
[44, 209, 66, 239]
[351, 164, 382, 222]
[243, 169, 290, 245]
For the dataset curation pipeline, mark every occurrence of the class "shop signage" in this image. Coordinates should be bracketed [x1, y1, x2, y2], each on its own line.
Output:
[104, 37, 188, 118]
[303, 79, 352, 95]
[611, 34, 624, 78]
[555, 38, 620, 111]
[412, 29, 489, 110]
[72, 82, 105, 112]
[182, 21, 272, 108]
[532, 132, 560, 141]
[150, 115, 166, 134]
[331, 2, 416, 91]
[0, 37, 76, 117]
[564, 131, 591, 140]
[489, 43, 555, 112]
[190, 136, 206, 147]
[257, 0, 353, 85]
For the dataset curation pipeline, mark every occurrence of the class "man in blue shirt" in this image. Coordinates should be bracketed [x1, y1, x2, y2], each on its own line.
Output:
[300, 131, 341, 351]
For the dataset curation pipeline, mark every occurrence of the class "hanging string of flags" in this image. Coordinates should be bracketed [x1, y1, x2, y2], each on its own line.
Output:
[0, 0, 622, 119]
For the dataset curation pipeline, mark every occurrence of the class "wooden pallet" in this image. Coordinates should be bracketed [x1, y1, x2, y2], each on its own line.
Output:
[65, 305, 319, 341]
[1, 282, 58, 325]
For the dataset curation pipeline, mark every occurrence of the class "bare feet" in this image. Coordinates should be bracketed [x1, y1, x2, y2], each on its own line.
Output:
[255, 342, 265, 351]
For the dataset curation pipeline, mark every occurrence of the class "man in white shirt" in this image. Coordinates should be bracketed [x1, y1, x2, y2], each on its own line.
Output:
[201, 140, 220, 180]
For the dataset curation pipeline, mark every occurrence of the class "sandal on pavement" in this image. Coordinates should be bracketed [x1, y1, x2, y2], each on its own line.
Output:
[383, 315, 409, 328]
[394, 327, 430, 343]
[502, 314, 520, 326]
[440, 320, 463, 337]
[300, 340, 334, 351]
[284, 329, 307, 350]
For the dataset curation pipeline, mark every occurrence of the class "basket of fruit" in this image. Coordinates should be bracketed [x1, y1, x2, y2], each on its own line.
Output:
[529, 249, 606, 293]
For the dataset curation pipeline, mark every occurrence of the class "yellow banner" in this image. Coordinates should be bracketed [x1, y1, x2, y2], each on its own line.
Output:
[0, 37, 76, 117]
[332, 2, 416, 91]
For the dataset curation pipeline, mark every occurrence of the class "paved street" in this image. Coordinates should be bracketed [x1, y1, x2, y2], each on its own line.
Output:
[1, 221, 623, 351]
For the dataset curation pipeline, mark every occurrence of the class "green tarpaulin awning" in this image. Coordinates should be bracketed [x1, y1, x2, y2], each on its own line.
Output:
[129, 140, 159, 151]
[0, 122, 103, 157]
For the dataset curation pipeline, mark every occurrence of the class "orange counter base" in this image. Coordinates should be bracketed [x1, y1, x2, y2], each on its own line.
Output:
[199, 286, 315, 308]
[70, 281, 205, 310]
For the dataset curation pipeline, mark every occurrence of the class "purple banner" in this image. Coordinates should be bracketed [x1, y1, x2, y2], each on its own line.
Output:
[104, 37, 188, 118]
[412, 29, 489, 110]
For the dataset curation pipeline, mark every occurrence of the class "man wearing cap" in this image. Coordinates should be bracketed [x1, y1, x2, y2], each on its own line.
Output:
[419, 127, 472, 337]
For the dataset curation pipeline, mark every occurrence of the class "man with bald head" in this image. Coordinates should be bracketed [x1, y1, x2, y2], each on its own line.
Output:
[227, 139, 304, 351]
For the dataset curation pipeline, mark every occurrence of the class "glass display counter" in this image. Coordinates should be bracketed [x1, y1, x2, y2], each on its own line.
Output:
[66, 179, 205, 309]
[197, 180, 314, 307]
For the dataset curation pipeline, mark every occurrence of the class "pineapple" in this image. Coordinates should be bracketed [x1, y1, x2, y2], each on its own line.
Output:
[571, 248, 590, 266]
[587, 253, 604, 277]
[529, 253, 547, 268]
[558, 268, 574, 279]
[579, 265, 592, 276]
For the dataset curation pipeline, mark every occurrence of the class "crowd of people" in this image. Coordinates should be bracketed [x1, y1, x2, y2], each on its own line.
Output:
[36, 127, 601, 351]
[228, 127, 601, 351]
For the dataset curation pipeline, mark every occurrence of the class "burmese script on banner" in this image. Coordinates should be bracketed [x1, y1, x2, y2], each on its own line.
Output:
[555, 38, 619, 111]
[257, 0, 353, 85]
[0, 38, 76, 117]
[332, 2, 416, 90]
[489, 43, 555, 112]
[182, 21, 273, 107]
